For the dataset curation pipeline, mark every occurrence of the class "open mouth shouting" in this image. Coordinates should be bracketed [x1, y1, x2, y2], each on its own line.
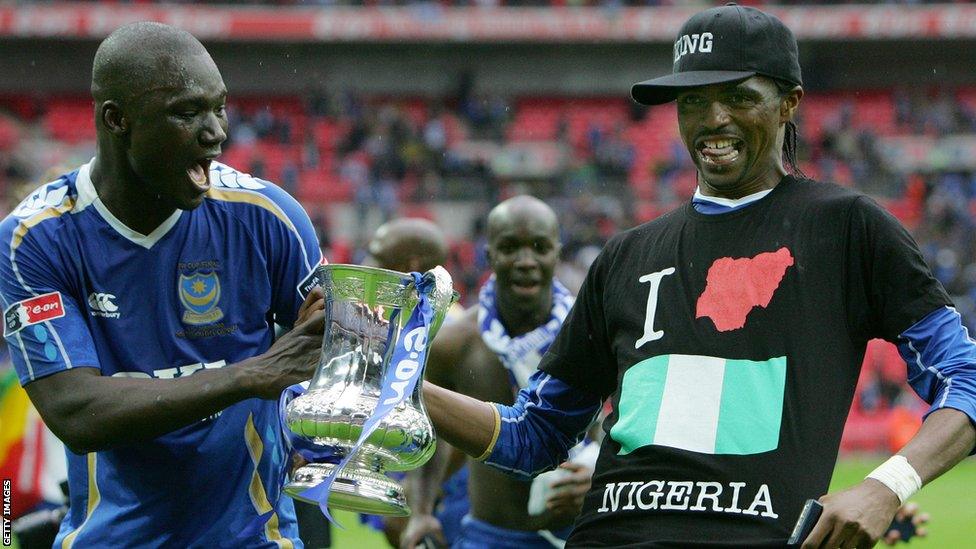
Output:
[697, 137, 743, 167]
[187, 158, 213, 194]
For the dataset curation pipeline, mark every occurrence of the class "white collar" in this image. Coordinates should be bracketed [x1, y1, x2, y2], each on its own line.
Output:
[693, 186, 773, 208]
[75, 158, 183, 250]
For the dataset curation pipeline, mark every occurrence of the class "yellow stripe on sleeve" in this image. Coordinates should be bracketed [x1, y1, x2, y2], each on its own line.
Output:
[11, 198, 76, 251]
[206, 188, 297, 235]
[475, 403, 502, 462]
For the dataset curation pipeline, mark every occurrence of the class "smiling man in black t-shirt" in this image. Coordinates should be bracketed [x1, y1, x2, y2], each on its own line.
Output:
[414, 5, 976, 547]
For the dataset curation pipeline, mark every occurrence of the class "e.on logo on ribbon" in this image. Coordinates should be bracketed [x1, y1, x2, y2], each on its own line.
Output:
[4, 292, 65, 336]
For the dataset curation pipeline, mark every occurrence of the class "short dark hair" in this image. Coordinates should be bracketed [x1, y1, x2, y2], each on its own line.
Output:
[772, 77, 805, 179]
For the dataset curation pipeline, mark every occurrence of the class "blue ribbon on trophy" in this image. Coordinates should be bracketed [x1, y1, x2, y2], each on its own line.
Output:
[295, 271, 436, 522]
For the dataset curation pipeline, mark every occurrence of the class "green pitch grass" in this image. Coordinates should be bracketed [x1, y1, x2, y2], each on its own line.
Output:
[330, 457, 976, 548]
[9, 457, 973, 548]
[330, 510, 389, 548]
[827, 456, 976, 547]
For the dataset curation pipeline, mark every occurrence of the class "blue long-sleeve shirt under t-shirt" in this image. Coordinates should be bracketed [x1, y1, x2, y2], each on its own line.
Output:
[481, 189, 976, 479]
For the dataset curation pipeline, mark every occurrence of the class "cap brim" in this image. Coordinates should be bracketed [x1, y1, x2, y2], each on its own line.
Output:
[631, 70, 757, 105]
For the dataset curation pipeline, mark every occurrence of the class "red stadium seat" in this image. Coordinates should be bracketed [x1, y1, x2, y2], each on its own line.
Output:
[43, 97, 95, 144]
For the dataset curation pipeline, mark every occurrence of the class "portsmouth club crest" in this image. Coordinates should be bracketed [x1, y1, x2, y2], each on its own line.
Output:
[179, 272, 224, 325]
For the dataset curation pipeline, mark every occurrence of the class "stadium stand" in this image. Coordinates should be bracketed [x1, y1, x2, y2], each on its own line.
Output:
[3, 2, 976, 485]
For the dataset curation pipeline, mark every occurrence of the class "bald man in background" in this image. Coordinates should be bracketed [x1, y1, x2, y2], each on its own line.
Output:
[399, 197, 594, 549]
[367, 217, 450, 274]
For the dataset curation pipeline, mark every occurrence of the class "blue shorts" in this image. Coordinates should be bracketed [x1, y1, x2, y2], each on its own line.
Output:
[357, 469, 469, 544]
[436, 466, 470, 545]
[453, 515, 570, 549]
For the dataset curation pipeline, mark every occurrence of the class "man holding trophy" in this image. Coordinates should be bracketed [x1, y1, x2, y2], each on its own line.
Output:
[0, 22, 326, 548]
[279, 199, 597, 549]
[280, 248, 460, 520]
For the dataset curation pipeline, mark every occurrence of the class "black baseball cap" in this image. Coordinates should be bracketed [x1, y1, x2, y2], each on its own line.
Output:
[631, 3, 802, 106]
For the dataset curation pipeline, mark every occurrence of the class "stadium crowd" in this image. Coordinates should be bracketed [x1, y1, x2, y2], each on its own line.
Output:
[1, 81, 974, 470]
[5, 85, 976, 319]
[4, 4, 976, 545]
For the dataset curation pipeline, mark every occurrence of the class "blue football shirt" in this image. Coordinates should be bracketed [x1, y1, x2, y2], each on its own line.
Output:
[0, 160, 323, 548]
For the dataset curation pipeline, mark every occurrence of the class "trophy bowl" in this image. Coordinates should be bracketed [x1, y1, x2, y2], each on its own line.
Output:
[283, 264, 455, 516]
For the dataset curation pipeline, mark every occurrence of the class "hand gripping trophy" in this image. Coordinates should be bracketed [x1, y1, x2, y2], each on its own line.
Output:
[282, 264, 456, 517]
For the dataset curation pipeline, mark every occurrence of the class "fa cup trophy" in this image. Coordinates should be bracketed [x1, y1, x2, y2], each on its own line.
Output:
[283, 264, 456, 516]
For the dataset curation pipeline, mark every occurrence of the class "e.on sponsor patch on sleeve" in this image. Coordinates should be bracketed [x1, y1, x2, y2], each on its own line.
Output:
[4, 292, 66, 336]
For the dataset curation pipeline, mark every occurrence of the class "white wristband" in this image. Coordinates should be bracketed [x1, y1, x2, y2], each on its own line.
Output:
[865, 455, 922, 504]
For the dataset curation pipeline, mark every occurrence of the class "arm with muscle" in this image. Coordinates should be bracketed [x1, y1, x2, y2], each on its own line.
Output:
[26, 307, 324, 454]
[804, 307, 976, 548]
[425, 371, 601, 481]
[899, 409, 975, 482]
[803, 409, 974, 549]
[424, 382, 499, 459]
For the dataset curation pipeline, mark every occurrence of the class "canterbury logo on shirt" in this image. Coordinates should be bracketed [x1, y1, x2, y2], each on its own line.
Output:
[88, 292, 120, 318]
[610, 353, 787, 455]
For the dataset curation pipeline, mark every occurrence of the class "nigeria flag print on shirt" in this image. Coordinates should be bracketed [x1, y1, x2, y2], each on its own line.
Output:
[610, 354, 787, 455]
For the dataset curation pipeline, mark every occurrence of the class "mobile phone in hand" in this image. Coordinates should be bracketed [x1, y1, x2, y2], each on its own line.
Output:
[787, 499, 824, 546]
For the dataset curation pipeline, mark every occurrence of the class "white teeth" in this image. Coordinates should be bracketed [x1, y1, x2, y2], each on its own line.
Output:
[703, 139, 736, 149]
[700, 149, 739, 164]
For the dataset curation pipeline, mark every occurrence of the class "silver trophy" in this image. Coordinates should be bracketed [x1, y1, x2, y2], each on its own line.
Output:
[283, 264, 456, 516]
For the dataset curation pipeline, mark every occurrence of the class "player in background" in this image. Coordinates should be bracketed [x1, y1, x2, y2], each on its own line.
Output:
[399, 196, 595, 549]
[367, 217, 451, 275]
[0, 22, 325, 548]
[403, 4, 976, 548]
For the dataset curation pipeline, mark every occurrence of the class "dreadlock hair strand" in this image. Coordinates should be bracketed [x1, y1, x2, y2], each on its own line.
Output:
[772, 78, 806, 179]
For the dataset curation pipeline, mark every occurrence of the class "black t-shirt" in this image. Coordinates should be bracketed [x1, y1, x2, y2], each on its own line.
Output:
[541, 176, 950, 547]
